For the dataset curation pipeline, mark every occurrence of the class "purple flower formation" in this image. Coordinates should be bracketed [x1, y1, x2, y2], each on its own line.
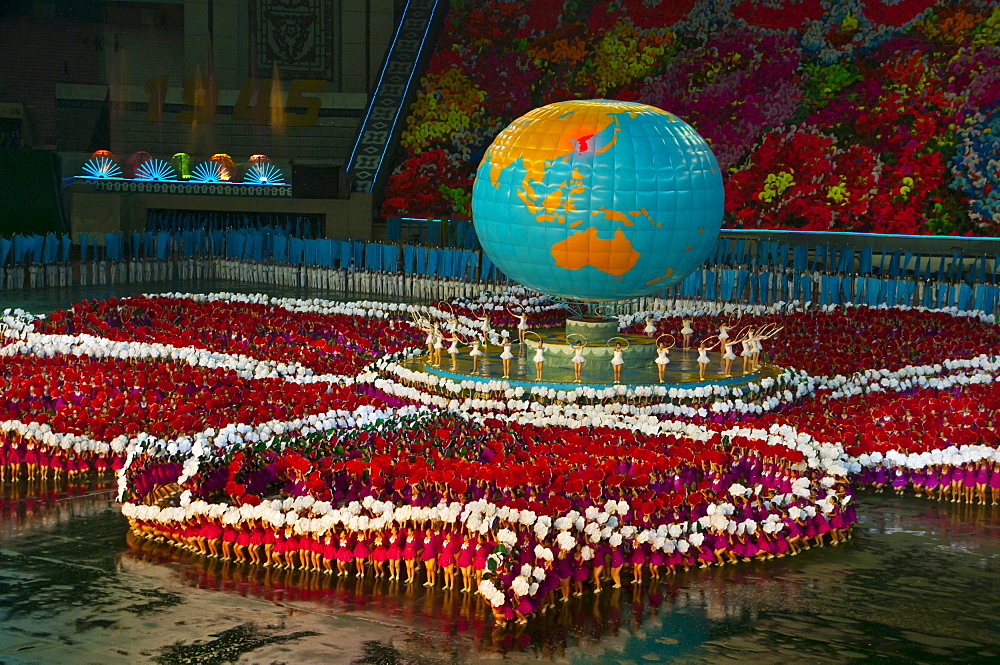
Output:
[638, 30, 804, 171]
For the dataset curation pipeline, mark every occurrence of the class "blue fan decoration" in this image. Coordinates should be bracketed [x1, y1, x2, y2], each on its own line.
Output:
[244, 162, 286, 185]
[190, 161, 230, 183]
[134, 159, 177, 181]
[80, 157, 122, 179]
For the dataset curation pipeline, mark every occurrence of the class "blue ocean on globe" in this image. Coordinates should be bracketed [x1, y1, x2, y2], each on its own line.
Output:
[472, 99, 724, 302]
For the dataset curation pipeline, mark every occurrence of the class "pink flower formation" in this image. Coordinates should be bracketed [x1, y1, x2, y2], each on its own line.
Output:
[384, 0, 1000, 235]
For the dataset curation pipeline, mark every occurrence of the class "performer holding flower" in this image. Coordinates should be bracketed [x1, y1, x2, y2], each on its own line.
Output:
[403, 527, 420, 584]
[421, 526, 439, 587]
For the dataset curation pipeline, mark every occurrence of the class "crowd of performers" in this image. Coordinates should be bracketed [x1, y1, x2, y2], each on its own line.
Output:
[30, 294, 425, 378]
[0, 436, 123, 482]
[860, 460, 1000, 504]
[215, 260, 513, 303]
[719, 381, 1000, 506]
[630, 306, 1000, 378]
[6, 255, 514, 303]
[413, 308, 781, 383]
[5, 289, 1000, 627]
[121, 415, 855, 624]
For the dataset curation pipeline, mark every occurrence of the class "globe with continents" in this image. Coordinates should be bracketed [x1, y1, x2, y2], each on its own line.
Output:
[472, 99, 724, 301]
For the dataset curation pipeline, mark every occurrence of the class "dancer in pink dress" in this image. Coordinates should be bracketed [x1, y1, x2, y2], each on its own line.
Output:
[421, 527, 439, 587]
[371, 531, 389, 577]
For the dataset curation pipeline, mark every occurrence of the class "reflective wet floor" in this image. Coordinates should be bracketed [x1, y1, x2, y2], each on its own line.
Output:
[2, 482, 999, 664]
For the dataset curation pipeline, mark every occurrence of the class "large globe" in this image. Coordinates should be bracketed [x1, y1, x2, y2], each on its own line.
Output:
[472, 100, 724, 302]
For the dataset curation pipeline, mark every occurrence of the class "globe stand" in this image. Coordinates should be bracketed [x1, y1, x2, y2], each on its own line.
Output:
[547, 296, 645, 320]
[564, 315, 620, 343]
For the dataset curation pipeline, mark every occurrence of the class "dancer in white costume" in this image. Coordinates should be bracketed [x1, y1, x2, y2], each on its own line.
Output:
[697, 335, 720, 381]
[500, 336, 514, 378]
[739, 327, 755, 373]
[644, 316, 656, 337]
[414, 315, 435, 361]
[476, 308, 492, 350]
[432, 326, 444, 367]
[722, 338, 738, 377]
[447, 334, 461, 370]
[469, 338, 483, 372]
[654, 334, 675, 383]
[718, 314, 740, 371]
[608, 337, 629, 384]
[529, 333, 545, 381]
[569, 336, 587, 383]
[509, 306, 529, 345]
[681, 318, 694, 349]
[751, 323, 783, 371]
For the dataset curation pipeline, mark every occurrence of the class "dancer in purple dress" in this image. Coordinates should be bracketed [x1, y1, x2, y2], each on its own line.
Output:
[630, 540, 648, 585]
[990, 462, 1000, 505]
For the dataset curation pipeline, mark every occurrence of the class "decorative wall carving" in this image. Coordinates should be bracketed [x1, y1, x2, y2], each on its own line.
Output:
[250, 0, 334, 79]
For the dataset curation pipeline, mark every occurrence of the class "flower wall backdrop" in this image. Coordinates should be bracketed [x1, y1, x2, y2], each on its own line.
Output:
[383, 0, 1000, 236]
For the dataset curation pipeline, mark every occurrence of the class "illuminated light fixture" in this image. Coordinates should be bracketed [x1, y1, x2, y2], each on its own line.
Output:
[172, 152, 192, 179]
[244, 162, 286, 185]
[134, 159, 177, 181]
[209, 153, 235, 181]
[190, 161, 231, 183]
[80, 156, 122, 179]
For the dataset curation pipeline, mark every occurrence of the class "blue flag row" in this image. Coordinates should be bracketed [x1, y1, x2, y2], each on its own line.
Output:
[0, 233, 72, 265]
[4, 229, 503, 282]
[673, 267, 999, 313]
[711, 237, 996, 284]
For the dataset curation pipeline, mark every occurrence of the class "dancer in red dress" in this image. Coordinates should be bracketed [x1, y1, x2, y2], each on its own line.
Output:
[421, 527, 439, 587]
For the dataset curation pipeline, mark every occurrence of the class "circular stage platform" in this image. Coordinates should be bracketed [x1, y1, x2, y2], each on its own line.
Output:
[405, 343, 768, 391]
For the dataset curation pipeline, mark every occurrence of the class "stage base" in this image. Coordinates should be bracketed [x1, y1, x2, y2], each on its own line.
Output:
[407, 343, 768, 391]
[536, 330, 657, 369]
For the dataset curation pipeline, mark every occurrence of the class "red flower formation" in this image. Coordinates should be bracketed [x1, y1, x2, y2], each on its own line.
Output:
[34, 296, 423, 376]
